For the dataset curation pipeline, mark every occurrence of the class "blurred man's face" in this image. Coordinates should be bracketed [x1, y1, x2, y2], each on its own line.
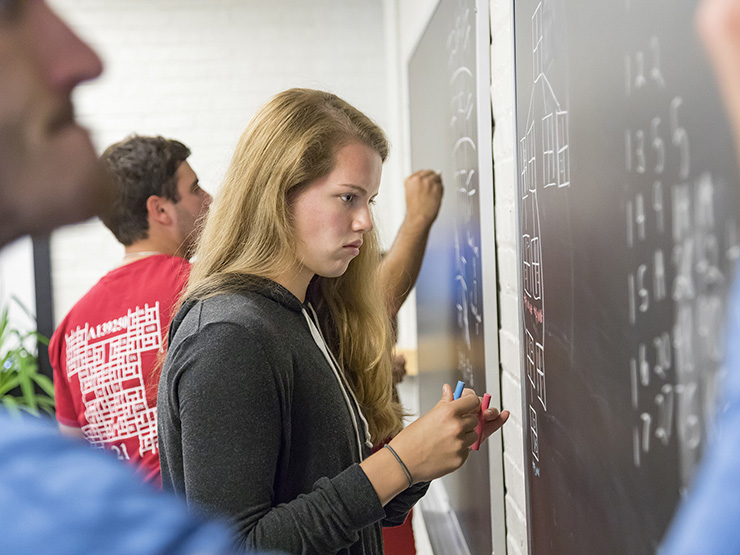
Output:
[0, 0, 112, 247]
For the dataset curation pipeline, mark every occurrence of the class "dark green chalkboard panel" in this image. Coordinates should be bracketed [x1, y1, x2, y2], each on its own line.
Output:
[514, 1, 740, 553]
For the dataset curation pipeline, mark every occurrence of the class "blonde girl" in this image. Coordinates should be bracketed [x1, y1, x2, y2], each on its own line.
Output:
[157, 88, 508, 554]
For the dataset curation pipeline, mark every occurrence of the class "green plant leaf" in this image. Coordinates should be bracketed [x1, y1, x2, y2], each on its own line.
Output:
[35, 396, 55, 416]
[33, 374, 55, 398]
[17, 403, 40, 417]
[0, 306, 9, 343]
[0, 376, 20, 397]
[36, 396, 55, 408]
[0, 298, 54, 416]
[27, 331, 50, 347]
[18, 371, 38, 411]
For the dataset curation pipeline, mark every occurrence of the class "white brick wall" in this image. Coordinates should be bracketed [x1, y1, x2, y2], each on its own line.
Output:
[47, 0, 394, 323]
[0, 238, 36, 343]
[491, 0, 528, 553]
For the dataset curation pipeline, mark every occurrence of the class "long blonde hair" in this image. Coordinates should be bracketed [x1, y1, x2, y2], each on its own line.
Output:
[184, 88, 402, 442]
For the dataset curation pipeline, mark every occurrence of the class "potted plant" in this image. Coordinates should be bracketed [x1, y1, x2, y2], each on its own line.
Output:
[0, 297, 55, 416]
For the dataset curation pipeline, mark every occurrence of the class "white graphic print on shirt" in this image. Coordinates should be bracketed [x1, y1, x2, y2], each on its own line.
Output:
[65, 303, 162, 457]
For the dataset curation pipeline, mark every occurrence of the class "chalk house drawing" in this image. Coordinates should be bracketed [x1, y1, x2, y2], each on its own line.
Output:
[520, 0, 570, 470]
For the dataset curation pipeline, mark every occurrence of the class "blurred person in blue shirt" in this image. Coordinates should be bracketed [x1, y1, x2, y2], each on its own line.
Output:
[663, 0, 740, 552]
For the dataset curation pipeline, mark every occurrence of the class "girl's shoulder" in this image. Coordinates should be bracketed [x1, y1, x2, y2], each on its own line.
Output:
[178, 289, 303, 346]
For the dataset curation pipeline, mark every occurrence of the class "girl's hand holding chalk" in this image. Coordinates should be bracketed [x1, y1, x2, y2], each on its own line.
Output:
[452, 381, 509, 451]
[387, 382, 481, 483]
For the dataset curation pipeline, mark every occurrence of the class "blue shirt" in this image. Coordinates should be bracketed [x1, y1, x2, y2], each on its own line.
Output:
[0, 410, 241, 555]
[661, 266, 740, 553]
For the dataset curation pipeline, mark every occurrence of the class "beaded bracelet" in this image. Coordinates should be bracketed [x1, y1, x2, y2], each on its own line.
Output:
[384, 444, 413, 488]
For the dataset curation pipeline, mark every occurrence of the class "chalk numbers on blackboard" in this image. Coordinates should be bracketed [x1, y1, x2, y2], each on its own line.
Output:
[625, 35, 733, 476]
[630, 332, 674, 463]
[624, 37, 666, 97]
[625, 36, 687, 468]
[629, 176, 727, 470]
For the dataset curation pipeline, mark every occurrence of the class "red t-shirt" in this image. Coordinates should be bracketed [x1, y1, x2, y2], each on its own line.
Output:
[49, 255, 190, 487]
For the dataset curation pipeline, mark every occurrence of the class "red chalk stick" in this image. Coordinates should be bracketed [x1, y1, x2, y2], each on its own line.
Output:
[471, 393, 492, 451]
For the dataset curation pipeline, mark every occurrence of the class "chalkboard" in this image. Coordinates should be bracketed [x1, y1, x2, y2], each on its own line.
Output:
[514, 1, 740, 553]
[410, 0, 504, 553]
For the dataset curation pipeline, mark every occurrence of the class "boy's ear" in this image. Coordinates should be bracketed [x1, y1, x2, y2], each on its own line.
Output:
[146, 195, 173, 226]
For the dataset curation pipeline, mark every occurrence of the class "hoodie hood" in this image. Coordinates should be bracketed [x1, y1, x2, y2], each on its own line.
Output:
[169, 274, 304, 343]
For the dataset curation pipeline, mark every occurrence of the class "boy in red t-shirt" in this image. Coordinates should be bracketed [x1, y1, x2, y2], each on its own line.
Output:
[50, 135, 210, 486]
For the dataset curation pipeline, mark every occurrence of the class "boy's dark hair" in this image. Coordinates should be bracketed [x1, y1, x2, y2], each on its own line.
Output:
[100, 135, 191, 246]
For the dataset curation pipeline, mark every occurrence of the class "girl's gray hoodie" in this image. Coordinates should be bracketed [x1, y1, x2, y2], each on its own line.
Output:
[157, 277, 428, 555]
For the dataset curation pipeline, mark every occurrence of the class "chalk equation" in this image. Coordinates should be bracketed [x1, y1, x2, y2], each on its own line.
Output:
[448, 2, 482, 388]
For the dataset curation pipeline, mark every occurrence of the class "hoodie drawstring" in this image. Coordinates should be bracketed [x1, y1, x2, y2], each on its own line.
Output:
[301, 305, 373, 459]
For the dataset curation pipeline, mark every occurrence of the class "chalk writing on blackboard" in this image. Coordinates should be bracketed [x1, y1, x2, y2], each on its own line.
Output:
[519, 1, 571, 478]
[624, 33, 739, 486]
[448, 5, 481, 388]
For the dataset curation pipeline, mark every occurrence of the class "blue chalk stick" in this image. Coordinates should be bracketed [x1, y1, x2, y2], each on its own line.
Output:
[453, 380, 465, 400]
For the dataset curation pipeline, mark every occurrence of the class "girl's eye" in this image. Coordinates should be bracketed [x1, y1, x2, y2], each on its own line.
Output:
[369, 197, 377, 205]
[340, 193, 354, 203]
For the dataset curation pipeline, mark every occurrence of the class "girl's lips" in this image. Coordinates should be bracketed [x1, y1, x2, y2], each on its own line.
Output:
[343, 242, 361, 256]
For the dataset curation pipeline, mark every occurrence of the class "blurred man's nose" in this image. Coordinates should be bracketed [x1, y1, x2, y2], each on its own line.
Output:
[35, 2, 103, 94]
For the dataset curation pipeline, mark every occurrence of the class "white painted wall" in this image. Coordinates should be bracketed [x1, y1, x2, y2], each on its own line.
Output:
[381, 0, 440, 356]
